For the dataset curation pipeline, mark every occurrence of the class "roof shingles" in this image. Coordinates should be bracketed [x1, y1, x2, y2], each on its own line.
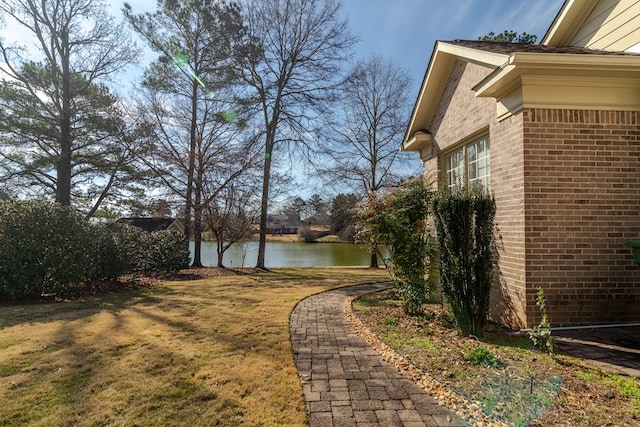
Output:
[446, 39, 640, 56]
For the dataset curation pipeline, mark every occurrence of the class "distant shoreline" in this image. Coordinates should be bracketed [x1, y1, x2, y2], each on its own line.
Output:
[200, 233, 349, 244]
[245, 233, 348, 243]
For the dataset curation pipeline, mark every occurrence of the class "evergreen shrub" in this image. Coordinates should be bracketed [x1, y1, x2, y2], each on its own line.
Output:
[0, 200, 189, 300]
[432, 186, 496, 336]
[0, 200, 93, 299]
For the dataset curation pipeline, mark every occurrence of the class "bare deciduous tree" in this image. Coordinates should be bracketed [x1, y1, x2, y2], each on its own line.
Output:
[125, 0, 259, 267]
[319, 55, 419, 266]
[205, 180, 260, 268]
[235, 0, 357, 269]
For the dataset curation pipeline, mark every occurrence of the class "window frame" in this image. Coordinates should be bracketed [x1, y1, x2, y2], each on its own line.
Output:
[443, 133, 490, 190]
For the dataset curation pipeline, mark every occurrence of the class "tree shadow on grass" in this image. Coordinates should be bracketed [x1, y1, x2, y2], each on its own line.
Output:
[2, 283, 282, 425]
[0, 285, 168, 328]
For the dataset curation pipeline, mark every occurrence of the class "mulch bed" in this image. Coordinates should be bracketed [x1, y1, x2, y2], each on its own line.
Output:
[350, 289, 640, 427]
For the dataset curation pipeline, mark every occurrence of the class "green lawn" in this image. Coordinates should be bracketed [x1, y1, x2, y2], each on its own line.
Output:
[0, 267, 388, 427]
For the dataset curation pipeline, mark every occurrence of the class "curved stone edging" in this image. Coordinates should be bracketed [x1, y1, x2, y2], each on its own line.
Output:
[342, 291, 509, 427]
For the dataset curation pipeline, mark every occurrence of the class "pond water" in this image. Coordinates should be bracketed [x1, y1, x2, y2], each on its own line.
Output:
[189, 241, 380, 268]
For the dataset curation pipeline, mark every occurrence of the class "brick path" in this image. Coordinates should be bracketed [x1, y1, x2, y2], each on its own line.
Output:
[555, 326, 640, 378]
[290, 283, 464, 427]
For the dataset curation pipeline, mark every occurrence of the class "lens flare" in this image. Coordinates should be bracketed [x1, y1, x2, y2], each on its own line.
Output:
[173, 53, 188, 69]
[222, 109, 237, 123]
[173, 53, 236, 123]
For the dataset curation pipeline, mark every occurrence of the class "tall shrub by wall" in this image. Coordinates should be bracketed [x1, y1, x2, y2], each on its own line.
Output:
[432, 187, 496, 336]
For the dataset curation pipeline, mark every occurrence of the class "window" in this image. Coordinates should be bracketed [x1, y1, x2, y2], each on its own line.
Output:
[445, 148, 464, 190]
[444, 136, 490, 189]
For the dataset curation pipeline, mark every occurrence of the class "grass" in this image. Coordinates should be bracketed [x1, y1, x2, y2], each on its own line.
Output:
[576, 369, 640, 400]
[313, 234, 343, 243]
[0, 267, 388, 427]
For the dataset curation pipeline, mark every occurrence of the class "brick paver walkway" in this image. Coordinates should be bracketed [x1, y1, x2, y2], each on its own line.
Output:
[290, 283, 464, 427]
[555, 326, 640, 377]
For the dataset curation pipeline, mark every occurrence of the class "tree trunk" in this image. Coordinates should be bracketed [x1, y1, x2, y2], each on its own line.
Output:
[57, 142, 72, 206]
[256, 144, 273, 269]
[368, 185, 379, 268]
[217, 239, 225, 268]
[184, 79, 200, 264]
[57, 30, 72, 206]
[191, 145, 204, 268]
[370, 242, 379, 268]
[192, 199, 203, 267]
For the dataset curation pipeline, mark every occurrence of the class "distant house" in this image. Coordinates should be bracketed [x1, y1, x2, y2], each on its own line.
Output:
[402, 0, 640, 328]
[116, 217, 185, 234]
[266, 215, 306, 235]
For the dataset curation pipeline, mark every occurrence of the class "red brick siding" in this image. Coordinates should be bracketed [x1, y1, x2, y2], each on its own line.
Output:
[490, 113, 528, 328]
[523, 109, 640, 327]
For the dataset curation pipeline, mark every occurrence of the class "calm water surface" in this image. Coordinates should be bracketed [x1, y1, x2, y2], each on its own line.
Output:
[189, 241, 377, 268]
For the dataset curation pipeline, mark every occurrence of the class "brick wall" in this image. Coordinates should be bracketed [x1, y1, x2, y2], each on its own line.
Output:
[429, 60, 494, 145]
[420, 57, 640, 328]
[490, 113, 528, 328]
[523, 109, 640, 327]
[425, 60, 529, 328]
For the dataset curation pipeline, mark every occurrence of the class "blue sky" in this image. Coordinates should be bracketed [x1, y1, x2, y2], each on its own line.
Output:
[107, 0, 565, 94]
[340, 0, 565, 94]
[0, 0, 566, 198]
[2, 0, 566, 96]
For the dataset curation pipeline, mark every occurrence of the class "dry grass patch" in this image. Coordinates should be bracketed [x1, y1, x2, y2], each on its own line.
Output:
[0, 267, 387, 426]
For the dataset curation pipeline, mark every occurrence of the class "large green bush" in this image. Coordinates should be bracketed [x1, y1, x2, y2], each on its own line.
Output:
[129, 227, 190, 275]
[0, 200, 189, 300]
[91, 223, 189, 277]
[88, 222, 138, 282]
[358, 178, 437, 315]
[0, 200, 93, 299]
[432, 186, 496, 336]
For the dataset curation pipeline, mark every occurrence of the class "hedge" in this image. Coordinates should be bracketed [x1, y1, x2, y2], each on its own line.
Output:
[0, 200, 189, 300]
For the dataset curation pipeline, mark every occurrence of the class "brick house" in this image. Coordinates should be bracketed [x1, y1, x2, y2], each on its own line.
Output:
[401, 0, 640, 328]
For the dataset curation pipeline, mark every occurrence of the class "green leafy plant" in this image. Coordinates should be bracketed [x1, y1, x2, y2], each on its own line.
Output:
[356, 178, 437, 315]
[464, 345, 502, 368]
[529, 287, 554, 355]
[0, 200, 93, 299]
[0, 200, 189, 300]
[128, 228, 189, 275]
[384, 317, 396, 326]
[432, 186, 496, 336]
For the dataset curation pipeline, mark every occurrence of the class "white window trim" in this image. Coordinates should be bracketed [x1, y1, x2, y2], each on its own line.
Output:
[443, 134, 490, 190]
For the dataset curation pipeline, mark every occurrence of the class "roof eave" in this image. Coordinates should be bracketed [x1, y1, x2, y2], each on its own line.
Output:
[402, 42, 509, 149]
[474, 52, 640, 98]
[541, 0, 599, 46]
